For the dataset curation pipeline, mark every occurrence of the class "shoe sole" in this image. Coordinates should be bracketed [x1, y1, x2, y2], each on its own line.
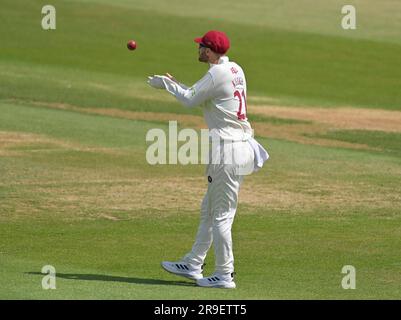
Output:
[196, 281, 236, 289]
[161, 263, 203, 281]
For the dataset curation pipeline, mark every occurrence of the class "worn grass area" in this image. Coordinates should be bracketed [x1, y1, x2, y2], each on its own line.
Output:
[1, 101, 400, 299]
[5, 99, 400, 151]
[1, 0, 401, 299]
[314, 130, 401, 157]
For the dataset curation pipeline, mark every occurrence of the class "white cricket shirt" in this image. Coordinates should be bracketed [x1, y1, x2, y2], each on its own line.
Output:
[161, 56, 253, 141]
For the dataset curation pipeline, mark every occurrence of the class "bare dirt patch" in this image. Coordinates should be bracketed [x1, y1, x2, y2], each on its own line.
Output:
[4, 177, 206, 219]
[0, 132, 55, 156]
[239, 177, 401, 213]
[252, 106, 401, 133]
[0, 132, 51, 148]
[0, 131, 126, 156]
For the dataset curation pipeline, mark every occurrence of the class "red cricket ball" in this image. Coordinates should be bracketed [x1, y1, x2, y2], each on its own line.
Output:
[127, 40, 137, 50]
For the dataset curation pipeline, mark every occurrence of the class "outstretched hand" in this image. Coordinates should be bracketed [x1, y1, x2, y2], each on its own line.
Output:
[147, 75, 166, 89]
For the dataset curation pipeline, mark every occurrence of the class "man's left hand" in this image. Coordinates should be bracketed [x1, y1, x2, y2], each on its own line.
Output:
[147, 75, 166, 89]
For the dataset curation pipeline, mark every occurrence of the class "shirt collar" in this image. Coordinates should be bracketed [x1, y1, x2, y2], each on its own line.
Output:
[209, 56, 229, 67]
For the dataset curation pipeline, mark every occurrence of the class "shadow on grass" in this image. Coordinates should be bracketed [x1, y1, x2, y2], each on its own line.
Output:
[26, 272, 195, 287]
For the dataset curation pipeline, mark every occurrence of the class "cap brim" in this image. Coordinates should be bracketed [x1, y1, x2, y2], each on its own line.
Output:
[194, 37, 203, 44]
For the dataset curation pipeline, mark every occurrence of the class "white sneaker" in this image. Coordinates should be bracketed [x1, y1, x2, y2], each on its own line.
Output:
[196, 272, 236, 289]
[161, 261, 203, 280]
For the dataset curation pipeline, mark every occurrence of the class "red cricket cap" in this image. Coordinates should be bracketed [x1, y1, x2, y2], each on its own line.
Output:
[194, 30, 230, 54]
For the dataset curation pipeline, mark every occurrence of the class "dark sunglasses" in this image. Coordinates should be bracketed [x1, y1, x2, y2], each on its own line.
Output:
[199, 43, 209, 49]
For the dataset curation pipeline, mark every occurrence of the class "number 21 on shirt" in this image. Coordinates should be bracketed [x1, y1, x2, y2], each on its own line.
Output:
[234, 89, 247, 120]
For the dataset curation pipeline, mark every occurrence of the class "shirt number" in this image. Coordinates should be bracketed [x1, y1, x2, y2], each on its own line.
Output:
[234, 90, 247, 120]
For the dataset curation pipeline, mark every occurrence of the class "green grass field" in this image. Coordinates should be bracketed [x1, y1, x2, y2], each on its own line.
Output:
[1, 0, 400, 299]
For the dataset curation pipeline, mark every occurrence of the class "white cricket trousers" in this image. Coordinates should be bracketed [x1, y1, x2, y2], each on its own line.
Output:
[183, 140, 255, 274]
